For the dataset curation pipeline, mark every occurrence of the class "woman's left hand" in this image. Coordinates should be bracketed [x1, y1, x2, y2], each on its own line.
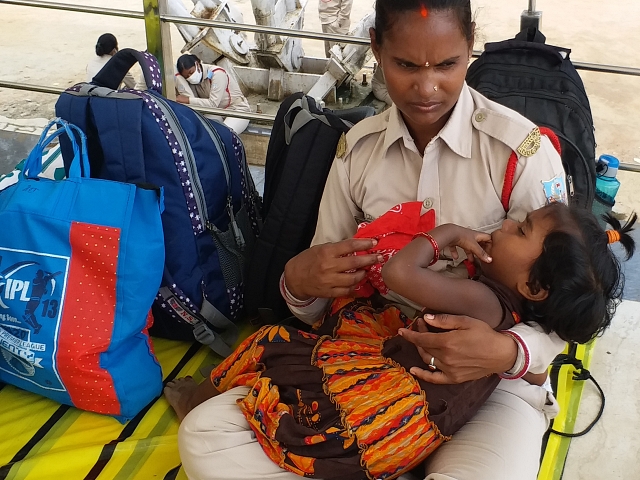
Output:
[398, 314, 518, 384]
[176, 94, 190, 104]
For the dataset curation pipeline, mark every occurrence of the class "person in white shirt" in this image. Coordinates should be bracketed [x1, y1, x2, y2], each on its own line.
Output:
[175, 54, 251, 135]
[85, 33, 136, 89]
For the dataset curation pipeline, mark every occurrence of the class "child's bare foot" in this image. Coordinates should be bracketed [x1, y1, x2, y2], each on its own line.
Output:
[164, 377, 198, 421]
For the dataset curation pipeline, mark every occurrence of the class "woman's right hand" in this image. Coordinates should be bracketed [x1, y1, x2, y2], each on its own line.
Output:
[283, 238, 383, 300]
[176, 94, 190, 104]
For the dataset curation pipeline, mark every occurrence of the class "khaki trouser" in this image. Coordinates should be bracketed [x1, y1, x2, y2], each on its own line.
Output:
[179, 380, 559, 480]
[321, 21, 350, 58]
[203, 115, 250, 135]
[319, 0, 352, 57]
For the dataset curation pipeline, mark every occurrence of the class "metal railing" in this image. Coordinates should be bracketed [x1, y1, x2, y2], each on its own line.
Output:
[1, 0, 640, 172]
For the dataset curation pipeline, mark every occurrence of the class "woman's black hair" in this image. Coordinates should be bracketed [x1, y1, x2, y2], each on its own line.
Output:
[523, 203, 637, 344]
[374, 0, 474, 45]
[96, 33, 118, 56]
[176, 54, 200, 74]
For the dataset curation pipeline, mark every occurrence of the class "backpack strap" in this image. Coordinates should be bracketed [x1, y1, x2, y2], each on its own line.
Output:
[92, 49, 163, 94]
[501, 127, 562, 211]
[547, 348, 605, 438]
[209, 67, 232, 109]
[515, 27, 547, 44]
[158, 287, 238, 358]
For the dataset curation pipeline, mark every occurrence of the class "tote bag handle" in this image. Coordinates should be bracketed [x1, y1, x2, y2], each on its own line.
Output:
[23, 118, 90, 180]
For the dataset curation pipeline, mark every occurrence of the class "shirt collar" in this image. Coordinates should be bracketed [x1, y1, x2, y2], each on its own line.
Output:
[383, 104, 413, 153]
[382, 82, 474, 159]
[439, 82, 473, 159]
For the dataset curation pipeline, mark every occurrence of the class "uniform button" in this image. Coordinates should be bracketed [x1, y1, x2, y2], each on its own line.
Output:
[423, 197, 434, 209]
[475, 112, 486, 122]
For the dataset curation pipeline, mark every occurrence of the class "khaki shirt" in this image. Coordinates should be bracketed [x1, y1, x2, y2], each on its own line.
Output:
[291, 83, 567, 373]
[318, 0, 353, 25]
[371, 68, 392, 106]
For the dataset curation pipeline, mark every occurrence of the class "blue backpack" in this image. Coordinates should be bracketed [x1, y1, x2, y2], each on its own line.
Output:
[55, 50, 262, 356]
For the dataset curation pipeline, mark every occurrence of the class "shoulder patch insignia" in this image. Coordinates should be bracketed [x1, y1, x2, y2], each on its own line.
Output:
[336, 133, 347, 159]
[542, 174, 567, 205]
[517, 126, 541, 157]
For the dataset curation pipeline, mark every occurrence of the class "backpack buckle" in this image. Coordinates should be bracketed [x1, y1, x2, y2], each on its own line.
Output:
[193, 321, 216, 345]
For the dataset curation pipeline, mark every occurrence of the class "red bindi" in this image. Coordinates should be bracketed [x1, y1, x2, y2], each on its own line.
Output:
[420, 5, 429, 18]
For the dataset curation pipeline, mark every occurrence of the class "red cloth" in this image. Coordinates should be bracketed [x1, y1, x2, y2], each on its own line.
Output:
[353, 201, 436, 297]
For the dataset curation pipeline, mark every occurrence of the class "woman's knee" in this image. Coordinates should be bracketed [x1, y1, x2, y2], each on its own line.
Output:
[423, 388, 547, 480]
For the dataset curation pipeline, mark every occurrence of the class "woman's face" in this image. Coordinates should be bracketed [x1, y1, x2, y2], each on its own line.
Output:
[371, 9, 473, 137]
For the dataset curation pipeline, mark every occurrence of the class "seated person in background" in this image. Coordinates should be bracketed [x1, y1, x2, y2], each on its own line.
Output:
[86, 33, 136, 88]
[174, 54, 252, 135]
[166, 202, 635, 480]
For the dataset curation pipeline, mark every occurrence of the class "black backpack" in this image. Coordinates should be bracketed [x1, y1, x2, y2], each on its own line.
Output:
[466, 28, 596, 209]
[244, 93, 375, 321]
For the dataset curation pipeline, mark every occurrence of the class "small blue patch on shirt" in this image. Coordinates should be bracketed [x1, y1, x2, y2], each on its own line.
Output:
[542, 174, 567, 204]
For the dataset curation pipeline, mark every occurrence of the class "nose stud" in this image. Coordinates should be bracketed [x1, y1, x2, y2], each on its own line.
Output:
[424, 61, 430, 68]
[433, 85, 438, 92]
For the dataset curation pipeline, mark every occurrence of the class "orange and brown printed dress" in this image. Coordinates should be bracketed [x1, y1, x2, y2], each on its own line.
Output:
[211, 289, 517, 480]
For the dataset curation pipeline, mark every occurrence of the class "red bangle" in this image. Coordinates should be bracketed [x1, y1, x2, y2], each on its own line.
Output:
[499, 330, 531, 380]
[413, 232, 440, 266]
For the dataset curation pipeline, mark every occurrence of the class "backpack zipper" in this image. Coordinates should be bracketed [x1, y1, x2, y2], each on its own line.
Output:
[191, 111, 246, 249]
[151, 94, 210, 231]
[468, 63, 592, 116]
[474, 84, 595, 137]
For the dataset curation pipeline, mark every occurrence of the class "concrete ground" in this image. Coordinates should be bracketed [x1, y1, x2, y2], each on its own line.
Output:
[0, 1, 639, 478]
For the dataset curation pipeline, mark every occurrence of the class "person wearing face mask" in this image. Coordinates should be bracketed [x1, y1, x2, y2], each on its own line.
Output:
[175, 54, 252, 135]
[85, 33, 137, 89]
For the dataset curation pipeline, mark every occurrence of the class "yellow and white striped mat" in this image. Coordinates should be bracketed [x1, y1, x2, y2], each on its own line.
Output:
[0, 333, 594, 480]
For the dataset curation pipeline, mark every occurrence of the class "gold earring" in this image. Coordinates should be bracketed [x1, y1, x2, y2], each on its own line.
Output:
[433, 85, 438, 92]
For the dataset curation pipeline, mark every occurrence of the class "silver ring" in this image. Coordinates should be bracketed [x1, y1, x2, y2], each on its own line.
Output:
[428, 356, 437, 371]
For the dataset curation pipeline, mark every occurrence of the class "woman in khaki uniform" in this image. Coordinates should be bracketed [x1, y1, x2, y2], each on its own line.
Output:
[177, 1, 567, 479]
[174, 54, 252, 135]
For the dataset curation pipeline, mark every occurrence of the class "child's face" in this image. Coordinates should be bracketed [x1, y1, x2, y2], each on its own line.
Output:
[482, 208, 557, 298]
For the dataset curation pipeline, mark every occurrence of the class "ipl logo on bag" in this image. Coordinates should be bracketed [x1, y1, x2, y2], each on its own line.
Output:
[0, 248, 69, 391]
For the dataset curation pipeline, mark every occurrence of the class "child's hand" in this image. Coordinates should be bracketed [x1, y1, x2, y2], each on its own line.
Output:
[438, 225, 492, 264]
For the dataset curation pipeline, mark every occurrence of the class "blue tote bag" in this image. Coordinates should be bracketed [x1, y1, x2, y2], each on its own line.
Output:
[0, 119, 165, 421]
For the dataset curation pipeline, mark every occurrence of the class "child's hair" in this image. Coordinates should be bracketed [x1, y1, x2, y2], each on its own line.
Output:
[176, 54, 200, 74]
[95, 33, 118, 57]
[374, 0, 474, 45]
[523, 203, 636, 344]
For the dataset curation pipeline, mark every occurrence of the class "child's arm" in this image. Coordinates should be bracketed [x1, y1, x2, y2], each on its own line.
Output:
[383, 224, 504, 329]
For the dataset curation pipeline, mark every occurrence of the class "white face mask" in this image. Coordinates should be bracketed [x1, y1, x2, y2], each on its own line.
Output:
[186, 65, 203, 85]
